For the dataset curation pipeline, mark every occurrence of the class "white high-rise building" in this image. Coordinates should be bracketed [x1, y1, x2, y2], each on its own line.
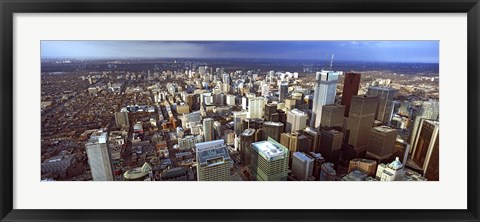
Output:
[226, 94, 236, 106]
[292, 152, 314, 180]
[286, 108, 308, 133]
[242, 97, 248, 110]
[310, 70, 340, 128]
[248, 97, 265, 119]
[261, 81, 270, 97]
[85, 130, 114, 181]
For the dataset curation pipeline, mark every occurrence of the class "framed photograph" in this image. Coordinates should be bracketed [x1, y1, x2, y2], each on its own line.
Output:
[1, 0, 479, 221]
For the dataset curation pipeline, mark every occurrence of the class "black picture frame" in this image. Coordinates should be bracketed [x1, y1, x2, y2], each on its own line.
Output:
[1, 0, 479, 221]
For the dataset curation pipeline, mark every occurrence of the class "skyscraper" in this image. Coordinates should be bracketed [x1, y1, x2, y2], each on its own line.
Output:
[196, 139, 231, 181]
[310, 70, 340, 128]
[242, 118, 256, 131]
[286, 108, 308, 133]
[233, 111, 247, 135]
[366, 126, 397, 162]
[250, 138, 289, 181]
[261, 81, 270, 97]
[114, 111, 129, 128]
[319, 128, 343, 164]
[288, 132, 300, 153]
[248, 97, 266, 119]
[366, 86, 397, 124]
[345, 95, 379, 156]
[203, 118, 214, 142]
[240, 128, 256, 166]
[279, 81, 289, 102]
[285, 133, 311, 163]
[264, 103, 278, 121]
[296, 134, 312, 154]
[410, 119, 439, 181]
[213, 121, 222, 140]
[274, 109, 287, 126]
[262, 121, 284, 142]
[309, 152, 326, 181]
[242, 96, 248, 110]
[303, 127, 320, 153]
[85, 130, 114, 181]
[409, 100, 439, 146]
[341, 72, 361, 117]
[320, 104, 345, 129]
[292, 152, 314, 180]
[280, 132, 291, 149]
[226, 94, 236, 106]
[284, 98, 297, 111]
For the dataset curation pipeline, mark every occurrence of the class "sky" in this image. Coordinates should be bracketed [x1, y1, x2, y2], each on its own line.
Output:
[41, 41, 439, 63]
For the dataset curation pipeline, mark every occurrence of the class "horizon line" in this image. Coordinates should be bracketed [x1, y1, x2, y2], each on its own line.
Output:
[40, 57, 440, 64]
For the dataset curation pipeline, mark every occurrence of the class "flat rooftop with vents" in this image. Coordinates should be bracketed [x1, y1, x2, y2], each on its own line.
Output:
[252, 140, 287, 162]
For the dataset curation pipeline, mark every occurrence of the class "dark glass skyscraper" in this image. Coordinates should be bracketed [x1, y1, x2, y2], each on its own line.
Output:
[341, 72, 361, 117]
[345, 95, 379, 156]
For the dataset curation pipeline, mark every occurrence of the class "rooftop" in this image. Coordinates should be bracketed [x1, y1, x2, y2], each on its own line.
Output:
[195, 139, 231, 166]
[424, 119, 440, 127]
[87, 131, 107, 144]
[322, 104, 345, 109]
[263, 121, 284, 127]
[162, 167, 189, 178]
[325, 129, 342, 135]
[289, 108, 307, 116]
[186, 111, 202, 122]
[368, 86, 397, 91]
[317, 70, 341, 76]
[350, 158, 376, 165]
[321, 162, 336, 174]
[252, 140, 287, 162]
[342, 170, 368, 181]
[293, 152, 314, 162]
[242, 128, 256, 136]
[374, 125, 396, 133]
[309, 152, 324, 159]
[43, 154, 75, 164]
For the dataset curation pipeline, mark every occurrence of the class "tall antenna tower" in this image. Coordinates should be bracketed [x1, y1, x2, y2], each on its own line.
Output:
[329, 54, 335, 70]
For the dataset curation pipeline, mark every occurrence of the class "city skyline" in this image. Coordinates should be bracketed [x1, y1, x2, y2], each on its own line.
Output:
[40, 40, 439, 182]
[41, 41, 439, 63]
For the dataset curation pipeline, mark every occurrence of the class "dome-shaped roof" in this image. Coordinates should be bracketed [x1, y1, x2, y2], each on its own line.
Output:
[123, 162, 152, 180]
